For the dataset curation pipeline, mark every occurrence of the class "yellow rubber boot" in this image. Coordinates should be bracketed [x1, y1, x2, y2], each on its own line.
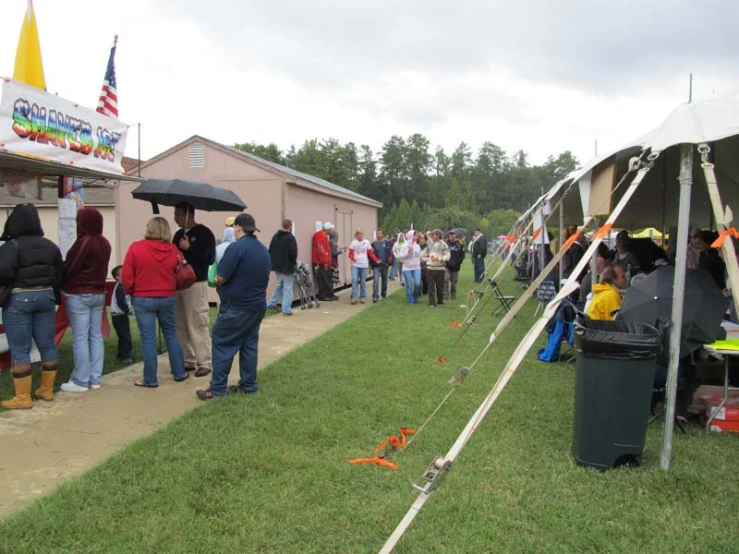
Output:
[35, 363, 58, 402]
[2, 370, 33, 410]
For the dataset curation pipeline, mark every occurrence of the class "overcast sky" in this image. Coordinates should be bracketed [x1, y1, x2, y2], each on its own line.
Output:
[1, 0, 736, 166]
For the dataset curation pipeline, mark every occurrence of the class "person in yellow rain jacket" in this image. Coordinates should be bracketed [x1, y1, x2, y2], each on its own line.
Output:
[586, 265, 628, 321]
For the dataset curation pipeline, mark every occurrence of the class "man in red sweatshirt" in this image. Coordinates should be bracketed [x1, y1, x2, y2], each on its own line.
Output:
[313, 222, 337, 301]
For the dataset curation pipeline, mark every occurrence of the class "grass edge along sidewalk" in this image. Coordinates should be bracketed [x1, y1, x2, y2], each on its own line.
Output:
[1, 269, 738, 554]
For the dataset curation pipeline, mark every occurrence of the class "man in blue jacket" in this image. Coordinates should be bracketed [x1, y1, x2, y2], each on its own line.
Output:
[197, 213, 271, 400]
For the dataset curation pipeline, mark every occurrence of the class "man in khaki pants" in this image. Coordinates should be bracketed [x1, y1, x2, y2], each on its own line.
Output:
[173, 202, 216, 377]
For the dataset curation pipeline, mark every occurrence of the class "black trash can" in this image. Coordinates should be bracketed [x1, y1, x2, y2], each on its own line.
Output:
[573, 319, 661, 470]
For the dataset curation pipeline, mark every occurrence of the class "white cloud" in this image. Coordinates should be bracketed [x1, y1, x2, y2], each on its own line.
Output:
[0, 0, 735, 168]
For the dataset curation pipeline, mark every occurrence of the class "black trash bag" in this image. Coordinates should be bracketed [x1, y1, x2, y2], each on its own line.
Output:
[575, 320, 661, 360]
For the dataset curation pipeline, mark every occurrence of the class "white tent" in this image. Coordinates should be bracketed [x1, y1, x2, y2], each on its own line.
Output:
[379, 98, 739, 553]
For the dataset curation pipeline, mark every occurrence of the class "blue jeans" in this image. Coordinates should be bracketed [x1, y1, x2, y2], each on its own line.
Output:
[267, 272, 294, 314]
[403, 269, 422, 304]
[389, 259, 399, 279]
[210, 303, 265, 395]
[133, 296, 186, 385]
[66, 293, 105, 387]
[372, 264, 388, 300]
[2, 290, 58, 366]
[352, 266, 368, 300]
[474, 257, 486, 282]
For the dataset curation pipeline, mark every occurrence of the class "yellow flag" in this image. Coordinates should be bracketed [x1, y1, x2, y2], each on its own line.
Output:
[13, 0, 46, 90]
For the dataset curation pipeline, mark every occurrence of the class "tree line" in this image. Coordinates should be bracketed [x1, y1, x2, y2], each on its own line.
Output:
[233, 135, 578, 238]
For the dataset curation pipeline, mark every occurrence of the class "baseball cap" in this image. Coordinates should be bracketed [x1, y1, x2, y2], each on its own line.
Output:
[225, 216, 236, 227]
[234, 213, 260, 232]
[323, 222, 335, 230]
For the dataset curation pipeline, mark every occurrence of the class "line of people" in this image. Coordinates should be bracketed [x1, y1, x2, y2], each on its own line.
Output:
[0, 202, 275, 409]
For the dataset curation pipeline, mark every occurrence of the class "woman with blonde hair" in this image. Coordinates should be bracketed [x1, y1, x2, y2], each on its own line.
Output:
[121, 217, 188, 387]
[348, 228, 379, 305]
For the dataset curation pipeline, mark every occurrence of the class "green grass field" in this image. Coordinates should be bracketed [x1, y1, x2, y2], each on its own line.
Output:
[1, 266, 738, 553]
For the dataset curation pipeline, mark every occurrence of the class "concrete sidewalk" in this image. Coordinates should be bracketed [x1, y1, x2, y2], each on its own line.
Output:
[0, 284, 398, 518]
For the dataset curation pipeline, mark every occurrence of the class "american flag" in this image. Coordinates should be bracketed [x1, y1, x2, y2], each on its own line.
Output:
[96, 37, 118, 117]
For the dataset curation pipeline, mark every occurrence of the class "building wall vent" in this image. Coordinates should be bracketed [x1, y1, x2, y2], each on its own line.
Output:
[189, 144, 205, 168]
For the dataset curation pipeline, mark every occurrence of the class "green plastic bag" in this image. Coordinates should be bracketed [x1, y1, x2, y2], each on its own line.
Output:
[207, 263, 218, 288]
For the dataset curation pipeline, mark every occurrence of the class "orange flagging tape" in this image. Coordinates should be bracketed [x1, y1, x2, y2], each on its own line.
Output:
[712, 227, 739, 248]
[374, 427, 416, 452]
[349, 457, 399, 469]
[349, 428, 416, 469]
[438, 356, 448, 364]
[592, 223, 613, 241]
[559, 231, 583, 252]
[450, 320, 461, 328]
[532, 228, 542, 241]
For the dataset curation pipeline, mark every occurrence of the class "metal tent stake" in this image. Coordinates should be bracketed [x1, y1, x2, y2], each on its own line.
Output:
[660, 144, 693, 470]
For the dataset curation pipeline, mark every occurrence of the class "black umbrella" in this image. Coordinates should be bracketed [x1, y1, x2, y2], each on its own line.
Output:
[449, 227, 467, 237]
[131, 178, 247, 213]
[618, 266, 727, 357]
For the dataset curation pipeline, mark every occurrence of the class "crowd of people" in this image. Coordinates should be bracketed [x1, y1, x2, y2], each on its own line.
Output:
[0, 204, 492, 410]
[313, 225, 484, 307]
[0, 202, 273, 409]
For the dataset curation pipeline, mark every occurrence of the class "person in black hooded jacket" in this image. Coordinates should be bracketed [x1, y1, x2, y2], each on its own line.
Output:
[0, 204, 63, 410]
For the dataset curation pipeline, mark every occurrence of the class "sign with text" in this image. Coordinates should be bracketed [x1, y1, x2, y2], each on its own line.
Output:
[0, 78, 128, 175]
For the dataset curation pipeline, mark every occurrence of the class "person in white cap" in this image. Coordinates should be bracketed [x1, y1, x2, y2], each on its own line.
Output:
[312, 222, 337, 301]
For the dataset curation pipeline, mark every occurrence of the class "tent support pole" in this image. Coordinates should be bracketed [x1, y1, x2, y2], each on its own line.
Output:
[700, 145, 739, 318]
[559, 203, 565, 282]
[377, 163, 652, 554]
[660, 144, 693, 471]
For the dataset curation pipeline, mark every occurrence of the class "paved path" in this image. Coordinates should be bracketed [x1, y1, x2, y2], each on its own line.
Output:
[0, 284, 398, 518]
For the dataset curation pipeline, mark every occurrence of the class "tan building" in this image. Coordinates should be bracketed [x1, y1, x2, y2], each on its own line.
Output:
[114, 136, 382, 300]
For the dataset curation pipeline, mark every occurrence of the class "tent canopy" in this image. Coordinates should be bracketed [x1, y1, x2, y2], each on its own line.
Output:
[548, 98, 739, 229]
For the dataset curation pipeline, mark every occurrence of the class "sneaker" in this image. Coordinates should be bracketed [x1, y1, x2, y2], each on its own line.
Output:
[429, 305, 435, 308]
[89, 384, 101, 390]
[119, 358, 133, 365]
[351, 299, 358, 305]
[283, 312, 294, 317]
[359, 300, 366, 304]
[373, 298, 379, 303]
[61, 381, 89, 393]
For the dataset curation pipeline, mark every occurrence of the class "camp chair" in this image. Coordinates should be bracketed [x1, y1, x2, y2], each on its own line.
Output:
[534, 280, 557, 317]
[490, 280, 515, 317]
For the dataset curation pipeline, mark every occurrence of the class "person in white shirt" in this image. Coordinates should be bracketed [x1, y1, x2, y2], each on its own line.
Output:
[349, 229, 379, 305]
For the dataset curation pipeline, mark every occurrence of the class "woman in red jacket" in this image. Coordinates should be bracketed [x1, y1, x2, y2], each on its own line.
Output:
[122, 217, 188, 387]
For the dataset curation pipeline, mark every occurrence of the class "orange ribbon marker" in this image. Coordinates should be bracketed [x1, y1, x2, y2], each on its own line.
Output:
[559, 230, 583, 252]
[712, 227, 739, 248]
[592, 223, 614, 241]
[349, 457, 399, 470]
[374, 427, 416, 453]
[532, 228, 542, 241]
[349, 428, 417, 470]
[449, 320, 461, 328]
[438, 355, 448, 364]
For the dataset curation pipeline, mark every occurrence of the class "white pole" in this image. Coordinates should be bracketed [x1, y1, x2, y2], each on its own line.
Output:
[559, 202, 565, 283]
[378, 163, 652, 554]
[660, 144, 693, 470]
